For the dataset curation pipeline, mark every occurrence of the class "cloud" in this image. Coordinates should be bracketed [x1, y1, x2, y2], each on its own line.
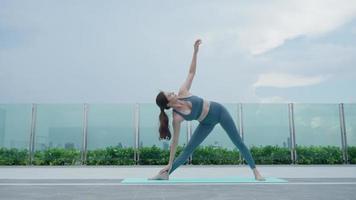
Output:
[257, 96, 290, 103]
[249, 0, 356, 55]
[310, 117, 322, 129]
[1, 1, 356, 103]
[252, 73, 331, 88]
[205, 0, 356, 55]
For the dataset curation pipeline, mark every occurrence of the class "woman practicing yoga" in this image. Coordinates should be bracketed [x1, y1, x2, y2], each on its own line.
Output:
[151, 39, 265, 181]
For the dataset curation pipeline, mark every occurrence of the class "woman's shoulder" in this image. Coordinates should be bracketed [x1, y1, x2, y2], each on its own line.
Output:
[177, 91, 193, 99]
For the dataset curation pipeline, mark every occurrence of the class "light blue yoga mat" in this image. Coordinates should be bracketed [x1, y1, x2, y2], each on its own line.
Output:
[122, 176, 287, 184]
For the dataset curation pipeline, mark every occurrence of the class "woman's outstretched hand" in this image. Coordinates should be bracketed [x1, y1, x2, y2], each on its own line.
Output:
[194, 39, 202, 53]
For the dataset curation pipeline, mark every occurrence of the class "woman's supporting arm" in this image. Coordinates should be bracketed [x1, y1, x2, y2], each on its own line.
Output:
[158, 115, 183, 174]
[168, 117, 182, 165]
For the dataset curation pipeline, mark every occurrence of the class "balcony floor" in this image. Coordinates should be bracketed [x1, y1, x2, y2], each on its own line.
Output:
[1, 165, 355, 200]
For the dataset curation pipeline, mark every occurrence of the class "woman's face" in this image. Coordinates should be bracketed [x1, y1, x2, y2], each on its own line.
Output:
[164, 91, 177, 104]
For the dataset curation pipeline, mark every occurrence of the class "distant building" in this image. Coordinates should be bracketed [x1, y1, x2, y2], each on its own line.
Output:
[65, 142, 75, 149]
[48, 127, 81, 149]
[212, 141, 221, 148]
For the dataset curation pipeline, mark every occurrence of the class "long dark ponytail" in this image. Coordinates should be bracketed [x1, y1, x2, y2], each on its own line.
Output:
[156, 91, 172, 140]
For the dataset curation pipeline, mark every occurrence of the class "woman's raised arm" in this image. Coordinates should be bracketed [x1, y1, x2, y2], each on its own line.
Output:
[178, 39, 202, 95]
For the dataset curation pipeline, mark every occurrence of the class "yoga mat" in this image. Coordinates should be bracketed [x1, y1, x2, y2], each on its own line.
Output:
[121, 176, 288, 184]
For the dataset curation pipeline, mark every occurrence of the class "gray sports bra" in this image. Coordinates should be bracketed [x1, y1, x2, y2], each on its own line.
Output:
[173, 95, 204, 121]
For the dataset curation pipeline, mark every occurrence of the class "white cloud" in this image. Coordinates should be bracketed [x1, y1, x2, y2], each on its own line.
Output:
[252, 73, 331, 88]
[206, 0, 356, 55]
[257, 96, 290, 103]
[1, 1, 356, 103]
[310, 117, 322, 129]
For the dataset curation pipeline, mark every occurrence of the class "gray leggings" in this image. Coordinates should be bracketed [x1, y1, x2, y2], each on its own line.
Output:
[169, 101, 256, 175]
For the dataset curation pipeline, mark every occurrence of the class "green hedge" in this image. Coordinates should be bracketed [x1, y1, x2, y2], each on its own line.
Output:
[0, 148, 29, 165]
[138, 145, 183, 165]
[33, 148, 81, 165]
[348, 146, 356, 164]
[296, 145, 343, 164]
[250, 145, 291, 164]
[192, 146, 240, 164]
[87, 146, 135, 165]
[0, 145, 355, 165]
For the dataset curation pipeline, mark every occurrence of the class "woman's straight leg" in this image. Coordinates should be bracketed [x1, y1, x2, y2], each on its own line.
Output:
[169, 123, 216, 175]
[219, 106, 256, 169]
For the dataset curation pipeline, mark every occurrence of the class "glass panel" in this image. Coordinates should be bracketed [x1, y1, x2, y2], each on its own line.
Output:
[86, 104, 135, 165]
[244, 104, 290, 147]
[0, 104, 32, 149]
[34, 104, 83, 165]
[294, 104, 343, 164]
[294, 104, 341, 146]
[344, 104, 356, 164]
[243, 104, 291, 164]
[87, 104, 134, 149]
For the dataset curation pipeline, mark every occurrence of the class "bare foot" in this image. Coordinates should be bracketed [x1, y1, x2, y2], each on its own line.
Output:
[148, 170, 169, 180]
[253, 168, 266, 181]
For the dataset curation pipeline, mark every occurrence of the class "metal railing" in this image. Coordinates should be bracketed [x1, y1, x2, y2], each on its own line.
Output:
[0, 103, 351, 165]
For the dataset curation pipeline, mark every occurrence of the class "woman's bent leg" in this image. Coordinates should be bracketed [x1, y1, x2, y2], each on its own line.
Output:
[169, 123, 216, 175]
[219, 107, 256, 169]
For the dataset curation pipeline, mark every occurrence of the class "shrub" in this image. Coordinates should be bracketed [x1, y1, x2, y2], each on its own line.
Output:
[296, 145, 343, 164]
[0, 147, 29, 165]
[192, 146, 239, 165]
[0, 145, 354, 165]
[138, 145, 183, 165]
[87, 146, 135, 165]
[347, 146, 356, 164]
[250, 145, 291, 164]
[33, 148, 81, 165]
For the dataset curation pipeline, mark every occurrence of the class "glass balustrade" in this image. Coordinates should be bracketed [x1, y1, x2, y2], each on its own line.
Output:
[0, 103, 355, 165]
[344, 104, 356, 164]
[293, 104, 343, 164]
[243, 103, 291, 164]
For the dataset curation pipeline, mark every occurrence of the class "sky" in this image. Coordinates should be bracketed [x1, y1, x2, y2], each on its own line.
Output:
[1, 0, 356, 104]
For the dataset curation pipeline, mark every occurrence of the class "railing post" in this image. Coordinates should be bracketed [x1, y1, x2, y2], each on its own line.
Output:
[339, 103, 349, 164]
[29, 103, 37, 165]
[133, 103, 140, 165]
[238, 103, 244, 165]
[238, 103, 244, 141]
[288, 103, 297, 164]
[187, 121, 192, 164]
[81, 103, 89, 165]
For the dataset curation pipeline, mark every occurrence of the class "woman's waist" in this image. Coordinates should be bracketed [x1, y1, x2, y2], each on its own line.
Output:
[197, 100, 211, 122]
[199, 101, 223, 123]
